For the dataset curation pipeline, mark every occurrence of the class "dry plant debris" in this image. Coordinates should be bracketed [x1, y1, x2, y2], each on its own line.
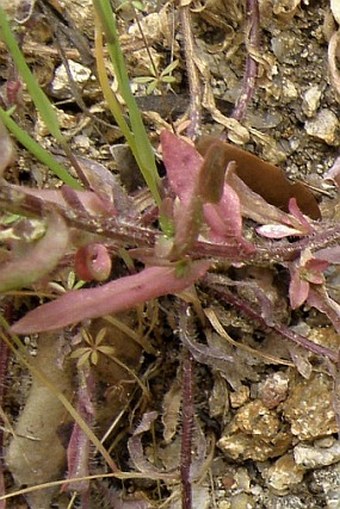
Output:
[0, 0, 339, 508]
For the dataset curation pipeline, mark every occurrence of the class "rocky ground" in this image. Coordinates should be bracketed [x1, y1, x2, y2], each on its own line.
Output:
[0, 0, 339, 507]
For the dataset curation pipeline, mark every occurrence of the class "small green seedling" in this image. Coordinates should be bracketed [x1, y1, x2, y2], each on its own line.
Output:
[133, 60, 179, 94]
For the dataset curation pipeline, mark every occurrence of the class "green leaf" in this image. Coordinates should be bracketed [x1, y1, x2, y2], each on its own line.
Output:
[133, 76, 156, 84]
[161, 76, 177, 84]
[93, 0, 162, 207]
[146, 80, 158, 94]
[161, 59, 179, 76]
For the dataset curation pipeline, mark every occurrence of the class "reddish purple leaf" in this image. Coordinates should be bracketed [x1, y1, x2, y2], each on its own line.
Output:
[203, 180, 242, 242]
[226, 169, 299, 227]
[63, 370, 95, 493]
[289, 269, 310, 309]
[160, 130, 202, 202]
[161, 131, 252, 249]
[307, 287, 340, 333]
[288, 198, 314, 233]
[74, 243, 112, 282]
[314, 246, 340, 264]
[304, 258, 329, 283]
[11, 261, 211, 333]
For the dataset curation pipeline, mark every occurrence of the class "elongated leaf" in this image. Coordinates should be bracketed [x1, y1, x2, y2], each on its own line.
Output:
[161, 130, 203, 202]
[93, 0, 161, 206]
[11, 261, 211, 333]
[197, 136, 321, 220]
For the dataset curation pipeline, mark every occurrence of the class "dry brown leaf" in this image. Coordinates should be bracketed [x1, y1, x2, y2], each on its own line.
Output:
[162, 376, 182, 444]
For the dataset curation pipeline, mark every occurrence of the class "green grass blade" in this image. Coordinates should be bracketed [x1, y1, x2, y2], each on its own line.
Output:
[0, 108, 82, 189]
[93, 0, 162, 206]
[0, 7, 66, 145]
[94, 18, 137, 151]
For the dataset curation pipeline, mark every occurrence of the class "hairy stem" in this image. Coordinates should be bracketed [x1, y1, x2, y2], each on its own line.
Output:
[204, 276, 338, 362]
[179, 5, 202, 139]
[231, 0, 260, 121]
[179, 309, 194, 509]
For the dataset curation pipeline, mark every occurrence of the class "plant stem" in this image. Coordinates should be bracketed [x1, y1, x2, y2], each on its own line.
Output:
[179, 308, 194, 509]
[231, 0, 260, 121]
[179, 4, 202, 139]
[204, 277, 338, 362]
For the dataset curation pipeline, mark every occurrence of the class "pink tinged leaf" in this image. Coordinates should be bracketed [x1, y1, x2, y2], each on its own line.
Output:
[203, 180, 242, 240]
[307, 287, 340, 333]
[64, 423, 90, 493]
[304, 271, 325, 285]
[314, 246, 340, 264]
[74, 243, 112, 282]
[324, 156, 340, 187]
[304, 258, 329, 284]
[289, 268, 310, 309]
[161, 131, 253, 251]
[160, 130, 203, 202]
[288, 198, 314, 233]
[74, 155, 129, 209]
[0, 212, 69, 292]
[256, 224, 308, 239]
[226, 169, 301, 228]
[203, 178, 254, 252]
[63, 370, 95, 493]
[11, 261, 211, 333]
[258, 198, 315, 238]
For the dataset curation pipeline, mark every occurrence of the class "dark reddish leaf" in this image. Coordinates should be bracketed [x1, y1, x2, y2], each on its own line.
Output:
[196, 136, 321, 220]
[289, 268, 310, 309]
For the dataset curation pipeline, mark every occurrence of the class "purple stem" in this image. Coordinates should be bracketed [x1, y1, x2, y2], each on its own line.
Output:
[179, 310, 194, 509]
[204, 277, 338, 362]
[0, 305, 11, 509]
[179, 5, 202, 139]
[231, 0, 260, 121]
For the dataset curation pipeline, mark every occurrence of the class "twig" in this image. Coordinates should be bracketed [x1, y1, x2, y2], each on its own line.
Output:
[179, 4, 202, 139]
[231, 0, 260, 121]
